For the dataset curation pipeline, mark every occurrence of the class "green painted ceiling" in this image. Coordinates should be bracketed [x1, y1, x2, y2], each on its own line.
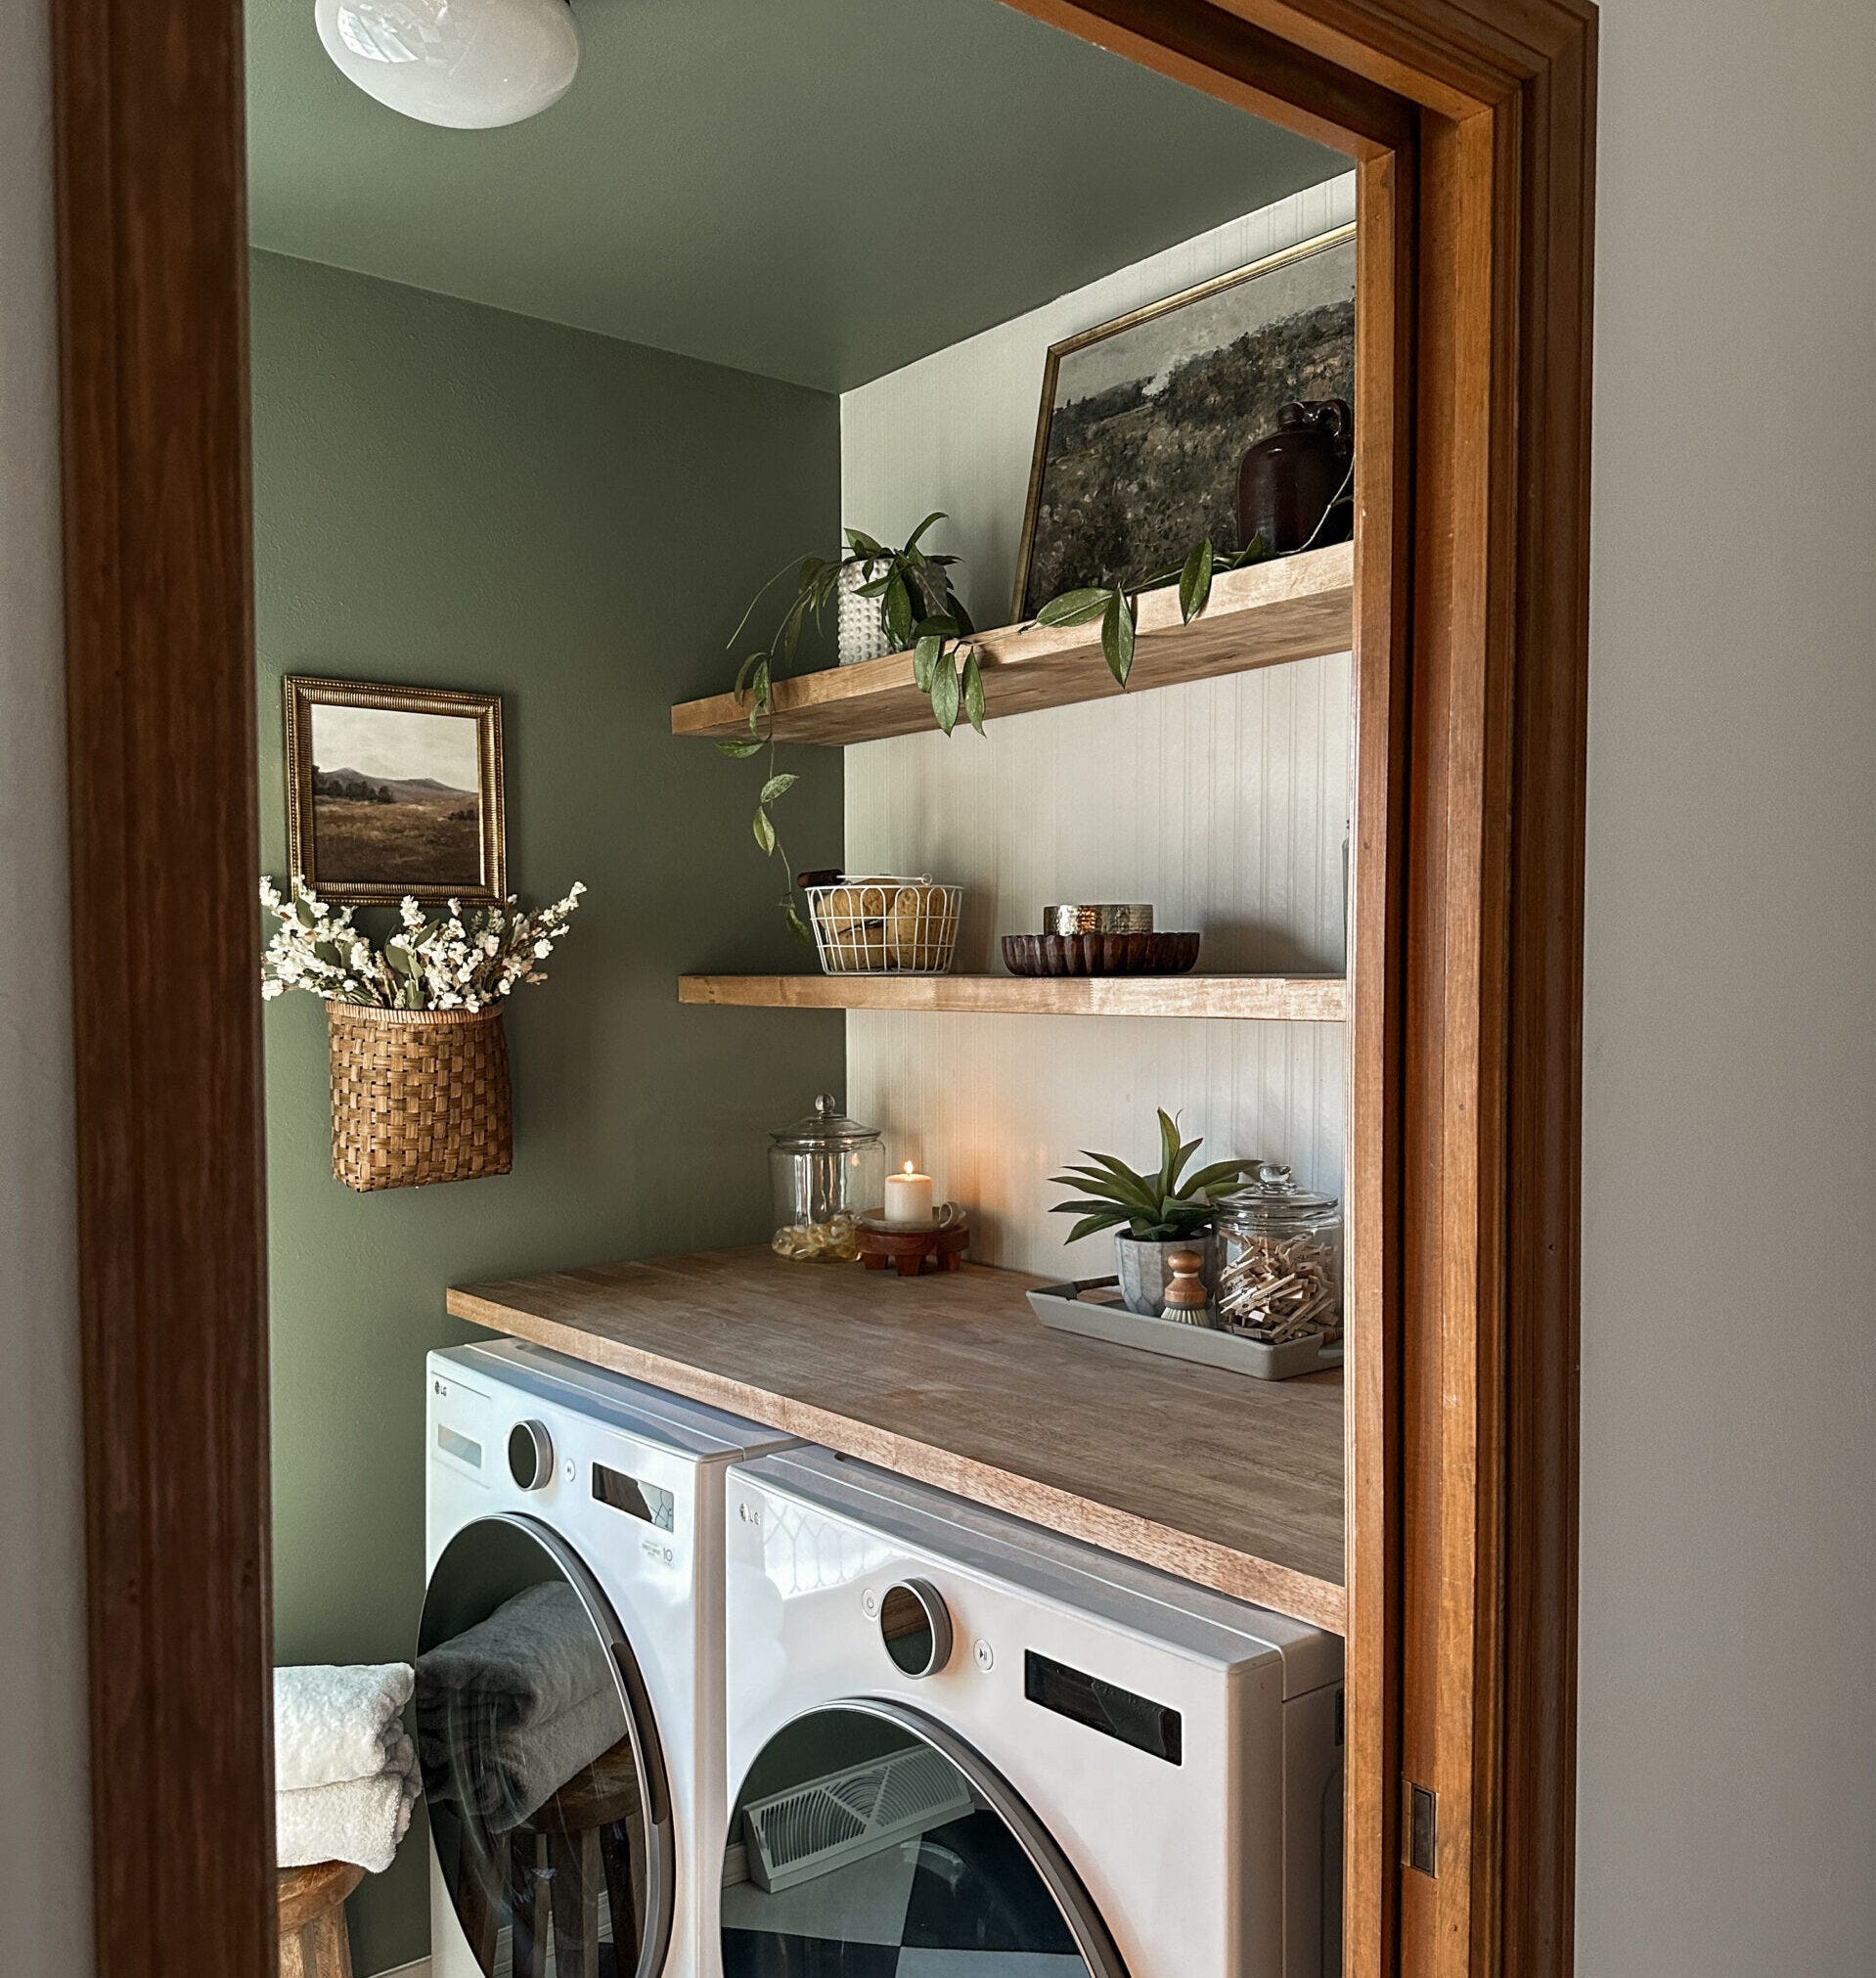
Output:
[245, 0, 1343, 391]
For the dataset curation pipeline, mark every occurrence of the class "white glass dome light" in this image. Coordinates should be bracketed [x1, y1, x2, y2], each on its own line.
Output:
[315, 0, 581, 130]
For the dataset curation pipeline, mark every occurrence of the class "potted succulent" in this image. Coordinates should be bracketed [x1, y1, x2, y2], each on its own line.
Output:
[1050, 1110, 1258, 1319]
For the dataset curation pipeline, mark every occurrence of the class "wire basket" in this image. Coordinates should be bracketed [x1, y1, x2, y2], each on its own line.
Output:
[806, 877, 961, 975]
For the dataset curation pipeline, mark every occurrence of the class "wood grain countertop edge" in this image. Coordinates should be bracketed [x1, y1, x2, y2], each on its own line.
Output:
[446, 1278, 1349, 1637]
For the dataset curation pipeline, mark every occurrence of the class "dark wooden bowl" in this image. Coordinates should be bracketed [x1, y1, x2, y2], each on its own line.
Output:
[1002, 931, 1202, 976]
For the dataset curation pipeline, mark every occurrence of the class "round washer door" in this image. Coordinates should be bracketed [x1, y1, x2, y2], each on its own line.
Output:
[721, 1700, 1127, 1977]
[417, 1513, 674, 1978]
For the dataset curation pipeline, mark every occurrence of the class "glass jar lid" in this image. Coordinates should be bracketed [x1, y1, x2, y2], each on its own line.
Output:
[769, 1092, 882, 1150]
[1221, 1160, 1339, 1217]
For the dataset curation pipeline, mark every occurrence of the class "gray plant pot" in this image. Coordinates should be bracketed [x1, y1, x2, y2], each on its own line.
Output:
[1113, 1232, 1218, 1321]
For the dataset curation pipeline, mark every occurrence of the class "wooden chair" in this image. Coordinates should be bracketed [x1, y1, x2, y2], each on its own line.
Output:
[277, 1861, 364, 1978]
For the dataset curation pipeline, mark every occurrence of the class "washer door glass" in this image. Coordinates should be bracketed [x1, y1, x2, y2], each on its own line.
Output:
[721, 1701, 1127, 1977]
[418, 1514, 673, 1978]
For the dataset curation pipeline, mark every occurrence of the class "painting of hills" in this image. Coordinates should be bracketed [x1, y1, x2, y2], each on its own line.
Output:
[308, 701, 484, 889]
[1016, 231, 1355, 618]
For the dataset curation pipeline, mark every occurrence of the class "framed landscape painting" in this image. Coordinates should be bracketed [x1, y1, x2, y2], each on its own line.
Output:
[284, 676, 506, 905]
[1012, 222, 1356, 620]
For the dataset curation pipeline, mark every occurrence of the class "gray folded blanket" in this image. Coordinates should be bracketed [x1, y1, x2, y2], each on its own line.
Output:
[417, 1582, 625, 1830]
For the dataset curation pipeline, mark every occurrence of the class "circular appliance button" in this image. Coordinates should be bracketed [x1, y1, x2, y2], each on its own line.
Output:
[507, 1419, 554, 1490]
[878, 1579, 953, 1679]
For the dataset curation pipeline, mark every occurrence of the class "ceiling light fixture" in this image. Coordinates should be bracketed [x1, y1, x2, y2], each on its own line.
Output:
[314, 0, 582, 129]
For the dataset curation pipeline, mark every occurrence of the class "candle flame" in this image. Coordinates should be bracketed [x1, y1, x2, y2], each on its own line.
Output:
[903, 1159, 915, 1175]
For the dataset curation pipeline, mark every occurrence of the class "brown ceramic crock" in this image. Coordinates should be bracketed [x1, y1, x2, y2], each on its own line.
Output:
[1235, 398, 1354, 555]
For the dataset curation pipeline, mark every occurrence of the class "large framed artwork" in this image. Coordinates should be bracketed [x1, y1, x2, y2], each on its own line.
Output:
[284, 675, 506, 905]
[1012, 222, 1357, 620]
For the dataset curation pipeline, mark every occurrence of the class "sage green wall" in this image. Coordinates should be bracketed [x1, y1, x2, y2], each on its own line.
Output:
[250, 248, 842, 1974]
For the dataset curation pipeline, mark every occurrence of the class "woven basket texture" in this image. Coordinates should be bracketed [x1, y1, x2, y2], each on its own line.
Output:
[328, 1003, 513, 1192]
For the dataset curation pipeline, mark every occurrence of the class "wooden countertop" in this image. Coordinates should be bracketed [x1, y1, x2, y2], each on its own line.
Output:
[448, 1246, 1346, 1633]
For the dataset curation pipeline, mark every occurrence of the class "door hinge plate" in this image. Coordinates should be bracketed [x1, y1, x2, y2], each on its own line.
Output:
[1402, 1778, 1438, 1877]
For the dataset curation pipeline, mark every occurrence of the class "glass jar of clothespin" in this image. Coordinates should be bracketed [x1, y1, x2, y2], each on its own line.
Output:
[769, 1095, 885, 1263]
[1214, 1164, 1343, 1343]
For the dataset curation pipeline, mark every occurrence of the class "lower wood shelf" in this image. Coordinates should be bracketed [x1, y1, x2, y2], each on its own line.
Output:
[679, 972, 1349, 1020]
[449, 1245, 1347, 1633]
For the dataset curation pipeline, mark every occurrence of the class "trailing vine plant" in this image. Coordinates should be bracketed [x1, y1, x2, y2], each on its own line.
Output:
[1030, 533, 1271, 687]
[718, 514, 980, 940]
[720, 517, 1273, 933]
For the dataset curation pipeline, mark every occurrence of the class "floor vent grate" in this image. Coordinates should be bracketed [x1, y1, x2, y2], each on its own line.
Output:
[741, 1747, 973, 1893]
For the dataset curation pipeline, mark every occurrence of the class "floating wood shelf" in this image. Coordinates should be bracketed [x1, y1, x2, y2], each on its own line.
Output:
[679, 973, 1349, 1020]
[450, 1246, 1346, 1632]
[671, 541, 1354, 747]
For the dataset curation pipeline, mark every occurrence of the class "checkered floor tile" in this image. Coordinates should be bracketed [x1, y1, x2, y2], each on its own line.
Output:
[722, 1811, 1091, 1976]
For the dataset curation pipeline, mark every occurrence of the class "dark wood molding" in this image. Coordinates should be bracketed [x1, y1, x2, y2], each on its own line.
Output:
[49, 1, 275, 1976]
[50, 0, 1591, 1973]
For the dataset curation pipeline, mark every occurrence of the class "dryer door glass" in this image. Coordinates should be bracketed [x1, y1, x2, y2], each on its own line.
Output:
[418, 1513, 674, 1978]
[722, 1701, 1128, 1978]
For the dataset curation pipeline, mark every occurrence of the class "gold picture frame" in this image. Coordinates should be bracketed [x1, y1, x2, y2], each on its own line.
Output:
[283, 675, 506, 906]
[1011, 222, 1357, 621]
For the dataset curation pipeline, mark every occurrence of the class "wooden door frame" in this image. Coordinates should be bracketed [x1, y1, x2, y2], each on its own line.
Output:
[49, 2, 1593, 1974]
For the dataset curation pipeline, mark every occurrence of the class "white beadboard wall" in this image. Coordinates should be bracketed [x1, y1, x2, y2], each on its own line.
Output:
[839, 176, 1356, 1278]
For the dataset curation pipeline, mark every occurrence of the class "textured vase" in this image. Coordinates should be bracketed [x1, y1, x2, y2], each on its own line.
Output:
[1114, 1233, 1218, 1320]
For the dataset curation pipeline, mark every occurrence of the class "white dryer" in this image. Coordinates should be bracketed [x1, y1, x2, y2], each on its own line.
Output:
[420, 1341, 793, 1978]
[720, 1448, 1343, 1978]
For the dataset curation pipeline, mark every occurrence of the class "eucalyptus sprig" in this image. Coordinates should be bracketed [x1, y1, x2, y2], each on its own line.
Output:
[1031, 533, 1270, 689]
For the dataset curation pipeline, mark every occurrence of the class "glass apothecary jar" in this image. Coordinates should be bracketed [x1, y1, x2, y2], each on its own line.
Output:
[769, 1094, 885, 1262]
[1214, 1163, 1343, 1340]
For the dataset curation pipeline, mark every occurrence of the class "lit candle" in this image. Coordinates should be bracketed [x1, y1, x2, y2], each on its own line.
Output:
[883, 1159, 934, 1228]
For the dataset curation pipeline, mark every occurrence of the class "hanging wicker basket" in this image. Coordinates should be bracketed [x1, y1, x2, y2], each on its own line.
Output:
[327, 1003, 513, 1192]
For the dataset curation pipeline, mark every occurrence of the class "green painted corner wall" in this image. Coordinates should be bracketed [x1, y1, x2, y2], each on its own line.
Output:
[249, 248, 843, 1973]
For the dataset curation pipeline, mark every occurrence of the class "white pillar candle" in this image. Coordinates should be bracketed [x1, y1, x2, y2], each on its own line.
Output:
[883, 1160, 934, 1227]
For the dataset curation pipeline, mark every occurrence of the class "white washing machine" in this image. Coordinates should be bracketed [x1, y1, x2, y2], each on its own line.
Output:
[420, 1341, 794, 1978]
[720, 1448, 1344, 1978]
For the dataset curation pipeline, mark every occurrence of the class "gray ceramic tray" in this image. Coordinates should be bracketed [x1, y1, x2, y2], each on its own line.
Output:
[1027, 1277, 1343, 1382]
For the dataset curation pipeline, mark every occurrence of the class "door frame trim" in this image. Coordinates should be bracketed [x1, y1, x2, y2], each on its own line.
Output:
[49, 2, 1594, 1972]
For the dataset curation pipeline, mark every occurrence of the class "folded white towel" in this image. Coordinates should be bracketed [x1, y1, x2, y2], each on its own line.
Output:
[277, 1768, 421, 1874]
[275, 1663, 414, 1792]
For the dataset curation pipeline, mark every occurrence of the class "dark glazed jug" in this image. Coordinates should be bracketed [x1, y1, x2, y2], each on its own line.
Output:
[1236, 399, 1354, 556]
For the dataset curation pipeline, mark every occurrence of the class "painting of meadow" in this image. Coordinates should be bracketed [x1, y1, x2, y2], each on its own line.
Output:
[1015, 230, 1356, 618]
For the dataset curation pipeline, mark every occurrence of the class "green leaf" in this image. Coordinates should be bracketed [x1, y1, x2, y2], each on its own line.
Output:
[845, 527, 883, 555]
[1035, 587, 1111, 628]
[1050, 1198, 1127, 1219]
[949, 592, 975, 636]
[961, 648, 986, 735]
[884, 573, 914, 650]
[1157, 1108, 1183, 1197]
[781, 593, 809, 664]
[758, 774, 798, 804]
[294, 898, 317, 928]
[752, 807, 777, 856]
[734, 650, 767, 699]
[1179, 539, 1215, 623]
[906, 510, 946, 551]
[1184, 1156, 1257, 1196]
[854, 575, 891, 598]
[1101, 592, 1136, 687]
[784, 901, 813, 947]
[1065, 1212, 1126, 1245]
[716, 737, 765, 759]
[930, 652, 960, 736]
[912, 633, 942, 694]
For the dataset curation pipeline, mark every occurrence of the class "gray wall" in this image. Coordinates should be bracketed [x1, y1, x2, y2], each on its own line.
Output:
[1577, 1, 1876, 1969]
[0, 1, 93, 1970]
[249, 250, 843, 1972]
